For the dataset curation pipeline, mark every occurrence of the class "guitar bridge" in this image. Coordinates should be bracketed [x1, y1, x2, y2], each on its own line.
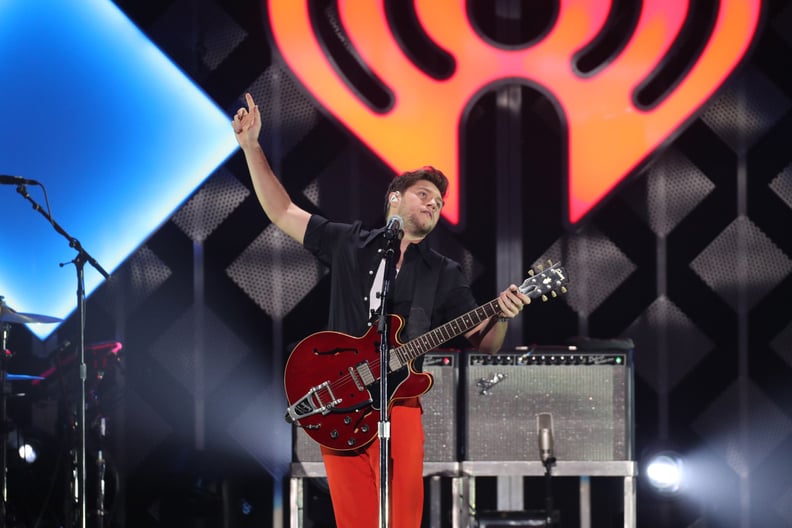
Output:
[285, 381, 341, 423]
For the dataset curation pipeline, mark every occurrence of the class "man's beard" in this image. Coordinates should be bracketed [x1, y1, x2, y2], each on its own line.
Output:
[406, 212, 435, 237]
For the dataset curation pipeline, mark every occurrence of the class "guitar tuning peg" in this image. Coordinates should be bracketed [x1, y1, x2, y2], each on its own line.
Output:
[546, 259, 553, 266]
[560, 286, 567, 294]
[536, 264, 544, 271]
[550, 290, 557, 298]
[528, 269, 535, 277]
[541, 294, 548, 302]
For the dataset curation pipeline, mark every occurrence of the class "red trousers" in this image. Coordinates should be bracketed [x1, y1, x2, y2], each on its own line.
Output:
[320, 398, 424, 528]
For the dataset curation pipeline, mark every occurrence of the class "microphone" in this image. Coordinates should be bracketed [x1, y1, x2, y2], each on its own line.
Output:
[383, 214, 404, 240]
[0, 175, 40, 186]
[537, 412, 556, 465]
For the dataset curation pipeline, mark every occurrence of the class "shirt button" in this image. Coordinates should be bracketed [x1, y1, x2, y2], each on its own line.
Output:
[369, 270, 374, 275]
[367, 322, 372, 327]
[363, 296, 368, 302]
[378, 249, 383, 253]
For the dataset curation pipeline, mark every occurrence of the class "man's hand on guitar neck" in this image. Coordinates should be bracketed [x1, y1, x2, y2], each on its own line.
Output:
[465, 284, 531, 354]
[495, 283, 532, 322]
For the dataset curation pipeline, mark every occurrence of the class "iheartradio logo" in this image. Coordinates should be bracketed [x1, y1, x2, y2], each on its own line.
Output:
[268, 1, 762, 225]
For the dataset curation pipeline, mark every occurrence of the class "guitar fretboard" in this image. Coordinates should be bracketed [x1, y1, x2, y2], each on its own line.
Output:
[390, 298, 501, 369]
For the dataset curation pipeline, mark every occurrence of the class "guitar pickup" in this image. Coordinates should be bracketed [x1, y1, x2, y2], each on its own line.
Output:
[353, 361, 376, 387]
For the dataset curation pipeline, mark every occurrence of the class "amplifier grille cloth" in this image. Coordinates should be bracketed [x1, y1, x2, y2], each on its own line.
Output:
[465, 358, 628, 462]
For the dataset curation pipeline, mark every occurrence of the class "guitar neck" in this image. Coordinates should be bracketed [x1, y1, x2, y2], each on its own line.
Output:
[391, 298, 501, 368]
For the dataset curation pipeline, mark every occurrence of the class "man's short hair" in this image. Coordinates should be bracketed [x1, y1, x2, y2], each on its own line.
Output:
[383, 166, 448, 214]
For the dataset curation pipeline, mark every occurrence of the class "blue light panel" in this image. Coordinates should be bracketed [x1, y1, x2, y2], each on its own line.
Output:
[0, 1, 239, 340]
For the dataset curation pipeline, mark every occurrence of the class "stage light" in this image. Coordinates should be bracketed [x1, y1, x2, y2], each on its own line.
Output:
[0, 1, 238, 340]
[645, 451, 684, 495]
[18, 443, 37, 464]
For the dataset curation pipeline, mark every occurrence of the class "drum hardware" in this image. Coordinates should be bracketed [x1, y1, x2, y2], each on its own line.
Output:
[0, 296, 60, 525]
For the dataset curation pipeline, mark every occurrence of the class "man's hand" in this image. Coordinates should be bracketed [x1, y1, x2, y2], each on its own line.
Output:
[233, 92, 262, 151]
[496, 284, 532, 321]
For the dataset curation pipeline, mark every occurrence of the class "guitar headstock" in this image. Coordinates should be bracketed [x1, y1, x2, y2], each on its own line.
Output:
[517, 260, 569, 302]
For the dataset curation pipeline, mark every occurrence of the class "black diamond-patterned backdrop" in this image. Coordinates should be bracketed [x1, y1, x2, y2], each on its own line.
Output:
[5, 1, 792, 527]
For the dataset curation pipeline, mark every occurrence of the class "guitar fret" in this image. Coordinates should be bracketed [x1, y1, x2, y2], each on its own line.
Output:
[406, 342, 417, 361]
[429, 331, 440, 348]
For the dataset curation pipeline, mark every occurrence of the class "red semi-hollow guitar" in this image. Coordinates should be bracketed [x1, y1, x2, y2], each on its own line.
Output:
[283, 261, 568, 451]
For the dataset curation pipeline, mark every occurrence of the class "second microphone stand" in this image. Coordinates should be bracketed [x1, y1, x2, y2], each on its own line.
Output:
[376, 226, 401, 528]
[539, 425, 560, 528]
[15, 184, 110, 528]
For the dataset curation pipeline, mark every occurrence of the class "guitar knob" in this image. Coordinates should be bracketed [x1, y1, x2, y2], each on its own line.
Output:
[361, 424, 369, 433]
[344, 416, 352, 425]
[347, 438, 356, 447]
[330, 430, 339, 439]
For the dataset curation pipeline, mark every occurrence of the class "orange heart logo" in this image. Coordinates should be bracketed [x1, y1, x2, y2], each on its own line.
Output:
[268, 0, 762, 225]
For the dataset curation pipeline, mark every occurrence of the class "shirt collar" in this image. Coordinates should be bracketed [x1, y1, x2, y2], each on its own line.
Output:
[366, 226, 434, 267]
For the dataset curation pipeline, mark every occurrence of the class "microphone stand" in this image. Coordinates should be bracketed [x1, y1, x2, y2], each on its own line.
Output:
[0, 319, 9, 526]
[376, 225, 401, 528]
[538, 418, 558, 528]
[15, 184, 110, 528]
[542, 454, 557, 527]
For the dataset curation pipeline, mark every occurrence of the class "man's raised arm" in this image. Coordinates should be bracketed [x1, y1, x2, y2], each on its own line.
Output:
[233, 92, 311, 244]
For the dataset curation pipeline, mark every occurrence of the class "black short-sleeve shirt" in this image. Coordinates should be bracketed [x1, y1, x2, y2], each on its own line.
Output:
[303, 214, 478, 346]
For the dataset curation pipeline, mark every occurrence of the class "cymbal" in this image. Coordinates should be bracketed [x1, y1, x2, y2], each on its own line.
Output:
[0, 304, 61, 324]
[6, 373, 45, 381]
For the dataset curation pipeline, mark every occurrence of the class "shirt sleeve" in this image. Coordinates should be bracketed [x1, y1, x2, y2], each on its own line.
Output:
[303, 214, 359, 267]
